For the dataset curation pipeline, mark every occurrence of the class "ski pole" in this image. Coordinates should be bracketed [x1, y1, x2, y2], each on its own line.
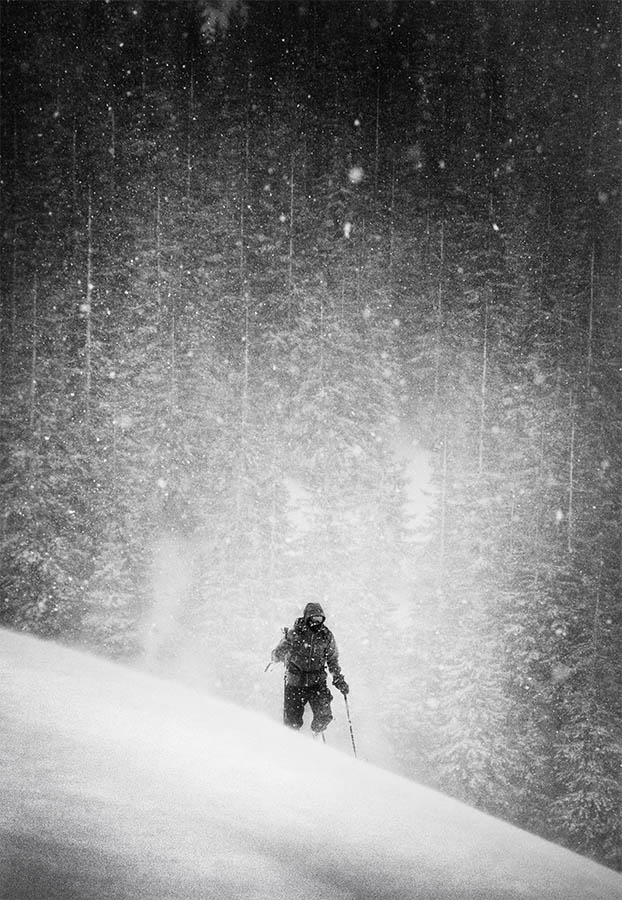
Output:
[344, 695, 357, 759]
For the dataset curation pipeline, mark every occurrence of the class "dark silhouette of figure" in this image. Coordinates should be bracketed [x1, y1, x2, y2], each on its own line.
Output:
[271, 602, 349, 734]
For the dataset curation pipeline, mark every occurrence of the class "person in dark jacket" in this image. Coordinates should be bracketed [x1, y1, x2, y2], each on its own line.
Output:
[271, 602, 349, 734]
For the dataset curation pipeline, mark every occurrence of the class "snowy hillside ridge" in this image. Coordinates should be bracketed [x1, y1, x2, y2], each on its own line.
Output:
[1, 629, 620, 900]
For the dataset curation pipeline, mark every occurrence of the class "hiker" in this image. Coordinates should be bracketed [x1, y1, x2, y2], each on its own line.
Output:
[271, 602, 349, 734]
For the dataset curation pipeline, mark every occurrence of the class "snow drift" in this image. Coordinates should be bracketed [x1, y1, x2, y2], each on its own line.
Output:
[1, 628, 620, 900]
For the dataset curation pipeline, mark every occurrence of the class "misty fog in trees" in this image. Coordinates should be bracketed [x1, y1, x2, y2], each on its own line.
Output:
[1, 0, 620, 871]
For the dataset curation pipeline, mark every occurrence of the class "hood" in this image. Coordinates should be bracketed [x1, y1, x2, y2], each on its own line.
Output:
[303, 602, 325, 624]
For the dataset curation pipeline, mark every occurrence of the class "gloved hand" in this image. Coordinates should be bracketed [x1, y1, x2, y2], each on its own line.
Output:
[333, 674, 349, 696]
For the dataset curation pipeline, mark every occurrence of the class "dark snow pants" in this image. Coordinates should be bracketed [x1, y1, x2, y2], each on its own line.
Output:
[283, 681, 333, 733]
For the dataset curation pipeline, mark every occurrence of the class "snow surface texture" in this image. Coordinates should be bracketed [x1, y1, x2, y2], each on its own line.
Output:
[1, 629, 621, 900]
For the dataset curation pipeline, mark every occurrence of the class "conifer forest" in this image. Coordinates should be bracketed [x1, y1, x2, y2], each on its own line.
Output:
[1, 0, 621, 872]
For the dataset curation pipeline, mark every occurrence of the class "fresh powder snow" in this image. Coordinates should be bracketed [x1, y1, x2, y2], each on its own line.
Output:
[1, 628, 621, 900]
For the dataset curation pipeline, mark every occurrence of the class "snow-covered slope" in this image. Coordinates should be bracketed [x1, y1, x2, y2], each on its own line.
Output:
[1, 629, 620, 900]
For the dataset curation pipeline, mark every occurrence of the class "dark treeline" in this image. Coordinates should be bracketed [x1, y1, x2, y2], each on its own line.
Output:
[1, 0, 620, 870]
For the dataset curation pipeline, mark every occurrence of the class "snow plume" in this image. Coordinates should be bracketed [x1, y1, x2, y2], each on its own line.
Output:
[2, 629, 621, 900]
[283, 475, 318, 536]
[392, 429, 435, 532]
[141, 535, 193, 671]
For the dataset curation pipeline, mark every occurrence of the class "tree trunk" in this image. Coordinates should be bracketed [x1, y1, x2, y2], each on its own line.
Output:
[477, 293, 489, 477]
[586, 243, 595, 390]
[29, 273, 38, 433]
[84, 190, 94, 425]
[186, 64, 194, 204]
[433, 221, 445, 407]
[438, 420, 448, 597]
[288, 152, 295, 301]
[567, 390, 576, 553]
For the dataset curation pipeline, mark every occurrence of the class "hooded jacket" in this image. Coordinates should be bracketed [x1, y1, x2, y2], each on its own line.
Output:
[272, 602, 342, 688]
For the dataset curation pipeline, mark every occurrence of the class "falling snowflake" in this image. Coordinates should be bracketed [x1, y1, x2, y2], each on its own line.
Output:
[348, 166, 364, 184]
